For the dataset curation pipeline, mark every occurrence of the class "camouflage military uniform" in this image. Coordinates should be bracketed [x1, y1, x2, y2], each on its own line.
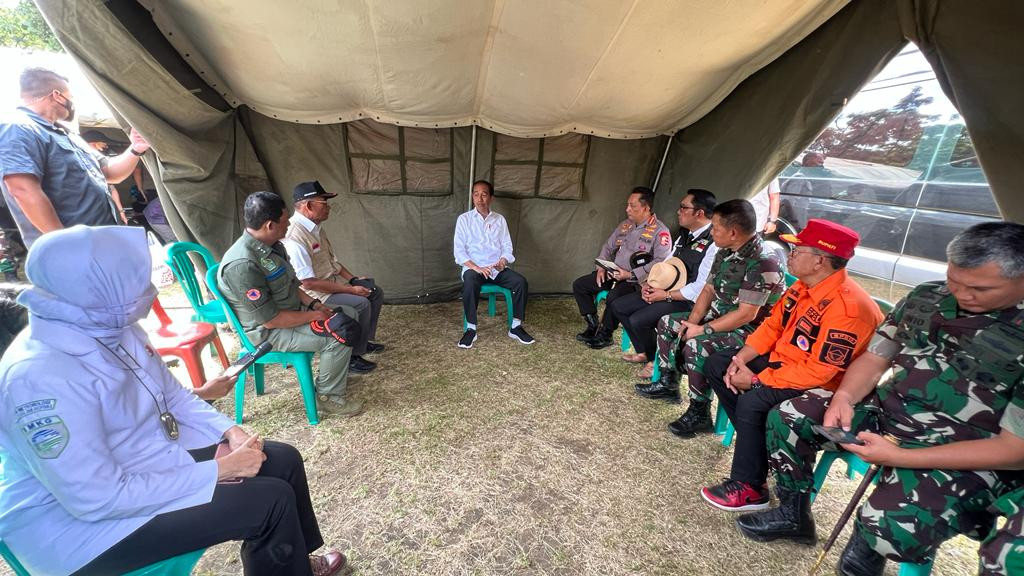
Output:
[675, 234, 785, 400]
[765, 281, 1024, 572]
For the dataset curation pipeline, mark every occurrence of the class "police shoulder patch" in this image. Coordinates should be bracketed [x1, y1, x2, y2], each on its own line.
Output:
[259, 257, 279, 272]
[21, 415, 68, 459]
[659, 232, 670, 246]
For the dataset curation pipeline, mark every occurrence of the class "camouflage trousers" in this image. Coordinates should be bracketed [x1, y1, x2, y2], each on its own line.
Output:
[766, 391, 1024, 572]
[653, 314, 749, 400]
[654, 312, 688, 374]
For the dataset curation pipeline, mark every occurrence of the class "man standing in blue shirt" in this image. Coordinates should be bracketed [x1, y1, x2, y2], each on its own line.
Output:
[0, 68, 151, 247]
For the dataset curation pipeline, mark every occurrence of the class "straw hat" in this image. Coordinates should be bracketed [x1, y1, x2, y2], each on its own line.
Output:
[647, 257, 688, 291]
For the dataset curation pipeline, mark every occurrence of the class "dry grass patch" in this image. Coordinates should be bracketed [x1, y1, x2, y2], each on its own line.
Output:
[151, 291, 979, 576]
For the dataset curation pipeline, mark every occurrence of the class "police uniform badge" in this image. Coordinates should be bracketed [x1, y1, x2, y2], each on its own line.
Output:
[259, 257, 278, 272]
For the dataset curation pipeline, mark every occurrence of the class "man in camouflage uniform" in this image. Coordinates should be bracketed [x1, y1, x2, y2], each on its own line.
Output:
[735, 222, 1024, 576]
[640, 199, 785, 437]
[572, 186, 672, 349]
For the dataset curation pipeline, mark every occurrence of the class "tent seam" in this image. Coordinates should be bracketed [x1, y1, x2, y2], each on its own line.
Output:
[565, 0, 641, 113]
[472, 0, 505, 118]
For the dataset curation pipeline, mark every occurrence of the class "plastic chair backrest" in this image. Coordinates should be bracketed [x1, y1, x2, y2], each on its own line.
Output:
[872, 297, 895, 315]
[205, 264, 257, 354]
[165, 242, 218, 314]
[784, 272, 798, 287]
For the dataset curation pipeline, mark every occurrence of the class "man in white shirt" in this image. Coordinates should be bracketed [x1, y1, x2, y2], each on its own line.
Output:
[453, 180, 535, 348]
[749, 178, 781, 234]
[282, 181, 382, 374]
[609, 189, 719, 372]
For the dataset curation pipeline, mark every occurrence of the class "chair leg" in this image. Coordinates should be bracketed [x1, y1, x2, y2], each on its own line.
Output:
[253, 364, 265, 396]
[487, 293, 497, 317]
[234, 367, 246, 424]
[721, 422, 735, 447]
[210, 333, 230, 369]
[620, 330, 631, 352]
[810, 451, 842, 504]
[293, 358, 319, 426]
[182, 348, 207, 389]
[502, 291, 513, 330]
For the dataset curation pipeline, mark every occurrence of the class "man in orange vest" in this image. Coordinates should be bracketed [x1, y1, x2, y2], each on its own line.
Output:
[696, 219, 883, 512]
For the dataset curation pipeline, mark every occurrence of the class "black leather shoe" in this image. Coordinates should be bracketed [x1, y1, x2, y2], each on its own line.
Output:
[576, 313, 599, 342]
[736, 487, 817, 545]
[635, 373, 680, 403]
[365, 341, 386, 353]
[667, 399, 713, 437]
[836, 529, 886, 576]
[349, 355, 377, 374]
[585, 328, 613, 349]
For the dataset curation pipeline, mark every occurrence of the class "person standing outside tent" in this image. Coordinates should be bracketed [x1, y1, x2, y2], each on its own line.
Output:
[749, 178, 782, 234]
[0, 68, 151, 247]
[283, 180, 382, 374]
[454, 179, 535, 349]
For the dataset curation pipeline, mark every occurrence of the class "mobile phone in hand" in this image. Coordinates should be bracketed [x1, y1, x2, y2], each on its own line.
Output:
[222, 341, 273, 378]
[812, 424, 866, 446]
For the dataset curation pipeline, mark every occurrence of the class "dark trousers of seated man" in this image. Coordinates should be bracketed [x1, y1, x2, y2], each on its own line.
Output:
[706, 349, 804, 488]
[74, 441, 323, 576]
[610, 290, 692, 359]
[462, 268, 529, 324]
[572, 271, 638, 332]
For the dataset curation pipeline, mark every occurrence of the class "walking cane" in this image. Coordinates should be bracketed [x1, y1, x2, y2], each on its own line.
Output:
[807, 434, 900, 576]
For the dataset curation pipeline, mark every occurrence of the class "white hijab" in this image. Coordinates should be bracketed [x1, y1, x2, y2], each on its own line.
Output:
[18, 226, 157, 346]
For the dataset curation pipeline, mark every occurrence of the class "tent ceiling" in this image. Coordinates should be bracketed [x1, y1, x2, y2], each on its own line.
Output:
[140, 0, 848, 138]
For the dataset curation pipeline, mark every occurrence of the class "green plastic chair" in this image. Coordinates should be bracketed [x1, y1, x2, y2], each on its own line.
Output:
[164, 242, 227, 325]
[810, 451, 934, 575]
[206, 264, 320, 426]
[0, 539, 205, 576]
[595, 290, 632, 352]
[463, 284, 514, 330]
[873, 296, 895, 315]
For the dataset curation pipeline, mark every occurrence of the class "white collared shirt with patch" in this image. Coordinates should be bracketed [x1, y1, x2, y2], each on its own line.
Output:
[453, 209, 515, 279]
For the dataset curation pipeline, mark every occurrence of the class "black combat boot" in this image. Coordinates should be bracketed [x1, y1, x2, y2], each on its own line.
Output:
[586, 327, 613, 349]
[836, 529, 886, 576]
[736, 487, 817, 545]
[635, 371, 680, 402]
[667, 398, 713, 437]
[576, 313, 599, 342]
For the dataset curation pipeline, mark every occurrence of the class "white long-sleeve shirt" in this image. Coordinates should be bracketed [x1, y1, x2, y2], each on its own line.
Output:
[453, 209, 515, 279]
[677, 222, 718, 302]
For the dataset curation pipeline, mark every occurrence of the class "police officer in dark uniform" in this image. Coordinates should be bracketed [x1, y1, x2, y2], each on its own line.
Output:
[573, 187, 673, 349]
[610, 189, 718, 365]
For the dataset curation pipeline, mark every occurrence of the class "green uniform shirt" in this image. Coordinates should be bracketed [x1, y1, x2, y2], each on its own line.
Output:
[868, 281, 1024, 447]
[218, 231, 303, 335]
[704, 234, 786, 331]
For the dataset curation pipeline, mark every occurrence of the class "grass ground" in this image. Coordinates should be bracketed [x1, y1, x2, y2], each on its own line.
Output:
[146, 289, 984, 576]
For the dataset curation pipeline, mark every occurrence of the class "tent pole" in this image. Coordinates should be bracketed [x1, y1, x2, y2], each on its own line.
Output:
[651, 135, 673, 192]
[468, 125, 478, 209]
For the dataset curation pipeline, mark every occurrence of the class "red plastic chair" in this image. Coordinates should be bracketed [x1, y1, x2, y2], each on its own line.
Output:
[148, 296, 229, 388]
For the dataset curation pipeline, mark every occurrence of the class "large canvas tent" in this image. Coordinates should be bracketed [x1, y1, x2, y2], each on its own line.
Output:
[32, 0, 1024, 300]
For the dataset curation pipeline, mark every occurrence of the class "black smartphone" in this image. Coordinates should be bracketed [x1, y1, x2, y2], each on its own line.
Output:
[223, 341, 273, 378]
[812, 424, 865, 446]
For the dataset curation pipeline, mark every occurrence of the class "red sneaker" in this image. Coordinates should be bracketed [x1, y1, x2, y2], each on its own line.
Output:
[700, 478, 770, 512]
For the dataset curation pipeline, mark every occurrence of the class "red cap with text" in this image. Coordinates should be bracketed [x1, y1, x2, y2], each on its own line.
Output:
[779, 219, 859, 259]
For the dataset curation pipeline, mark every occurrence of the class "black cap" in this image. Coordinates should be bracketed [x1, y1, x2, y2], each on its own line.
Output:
[81, 130, 119, 145]
[293, 180, 338, 203]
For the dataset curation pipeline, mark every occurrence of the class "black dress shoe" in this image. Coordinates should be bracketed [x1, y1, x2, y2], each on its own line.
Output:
[576, 313, 599, 342]
[635, 373, 680, 402]
[365, 341, 386, 353]
[349, 355, 377, 373]
[836, 528, 886, 576]
[585, 328, 613, 349]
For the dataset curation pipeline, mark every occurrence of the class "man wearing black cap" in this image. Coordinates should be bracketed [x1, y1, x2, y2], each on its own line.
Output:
[282, 181, 382, 373]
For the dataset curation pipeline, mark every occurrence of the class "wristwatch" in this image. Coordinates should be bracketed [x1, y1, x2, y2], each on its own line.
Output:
[665, 292, 672, 302]
[130, 147, 146, 156]
[703, 324, 715, 335]
[750, 375, 763, 389]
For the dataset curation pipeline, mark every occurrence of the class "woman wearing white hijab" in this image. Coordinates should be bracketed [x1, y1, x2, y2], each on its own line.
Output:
[0, 226, 346, 576]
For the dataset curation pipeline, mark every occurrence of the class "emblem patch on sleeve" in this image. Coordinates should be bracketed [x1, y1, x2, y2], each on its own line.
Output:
[15, 399, 56, 419]
[21, 415, 68, 459]
[246, 288, 262, 301]
[819, 329, 859, 368]
[659, 232, 670, 246]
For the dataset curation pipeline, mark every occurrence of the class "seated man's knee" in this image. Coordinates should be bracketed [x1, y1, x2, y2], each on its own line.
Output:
[263, 440, 303, 467]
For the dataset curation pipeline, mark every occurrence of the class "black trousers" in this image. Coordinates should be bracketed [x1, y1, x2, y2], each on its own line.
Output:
[74, 441, 323, 576]
[572, 271, 638, 331]
[706, 350, 802, 487]
[462, 268, 529, 324]
[610, 291, 693, 357]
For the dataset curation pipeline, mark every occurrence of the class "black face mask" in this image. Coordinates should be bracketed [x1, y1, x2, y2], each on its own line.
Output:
[56, 92, 75, 122]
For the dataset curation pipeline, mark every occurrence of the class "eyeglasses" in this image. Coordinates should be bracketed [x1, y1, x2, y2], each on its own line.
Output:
[678, 205, 697, 212]
[791, 248, 823, 259]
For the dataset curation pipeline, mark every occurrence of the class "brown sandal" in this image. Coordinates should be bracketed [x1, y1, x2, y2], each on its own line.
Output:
[637, 362, 654, 379]
[621, 352, 647, 363]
